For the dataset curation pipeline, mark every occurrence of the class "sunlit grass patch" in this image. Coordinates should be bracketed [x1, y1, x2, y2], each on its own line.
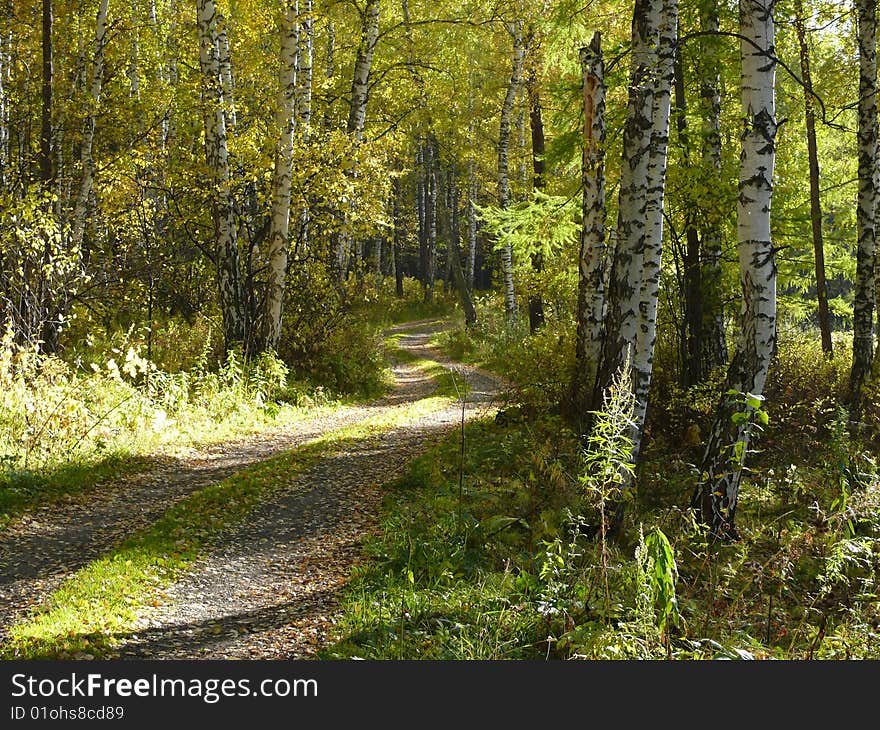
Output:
[1, 380, 460, 659]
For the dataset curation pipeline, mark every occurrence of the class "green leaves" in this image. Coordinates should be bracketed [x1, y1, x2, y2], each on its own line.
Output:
[639, 527, 679, 634]
[478, 190, 580, 264]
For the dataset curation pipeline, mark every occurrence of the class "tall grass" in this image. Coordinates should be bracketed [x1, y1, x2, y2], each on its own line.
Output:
[0, 324, 334, 522]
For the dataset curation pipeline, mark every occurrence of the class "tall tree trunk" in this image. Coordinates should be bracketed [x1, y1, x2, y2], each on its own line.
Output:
[465, 80, 478, 292]
[38, 0, 55, 349]
[442, 164, 453, 294]
[597, 0, 662, 401]
[630, 0, 676, 465]
[466, 160, 478, 291]
[794, 3, 833, 356]
[333, 0, 379, 283]
[852, 0, 877, 400]
[693, 0, 778, 539]
[217, 16, 236, 131]
[393, 177, 405, 297]
[417, 142, 427, 289]
[40, 0, 52, 186]
[425, 137, 438, 302]
[699, 0, 727, 372]
[527, 64, 546, 333]
[70, 0, 109, 255]
[497, 20, 526, 323]
[573, 31, 606, 418]
[0, 20, 8, 188]
[296, 0, 313, 257]
[374, 237, 383, 291]
[197, 0, 246, 349]
[346, 0, 379, 137]
[448, 162, 476, 324]
[261, 1, 299, 353]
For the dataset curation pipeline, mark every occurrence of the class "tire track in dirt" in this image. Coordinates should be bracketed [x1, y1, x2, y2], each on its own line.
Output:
[113, 320, 505, 658]
[0, 320, 505, 655]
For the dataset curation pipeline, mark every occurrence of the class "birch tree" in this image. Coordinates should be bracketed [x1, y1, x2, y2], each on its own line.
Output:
[630, 0, 676, 464]
[632, 0, 678, 458]
[295, 0, 313, 257]
[197, 0, 246, 349]
[497, 20, 526, 322]
[261, 1, 299, 353]
[597, 0, 662, 401]
[851, 0, 877, 402]
[692, 0, 778, 538]
[573, 31, 606, 418]
[70, 0, 109, 255]
[332, 0, 380, 282]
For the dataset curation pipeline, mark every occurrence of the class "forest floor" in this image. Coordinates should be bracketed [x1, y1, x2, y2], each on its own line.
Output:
[0, 319, 506, 658]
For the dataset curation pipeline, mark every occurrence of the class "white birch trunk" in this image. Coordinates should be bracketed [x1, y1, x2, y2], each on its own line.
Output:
[599, 0, 661, 394]
[630, 0, 677, 460]
[0, 27, 9, 186]
[574, 31, 606, 415]
[333, 0, 380, 283]
[262, 1, 299, 352]
[465, 77, 478, 291]
[694, 0, 778, 538]
[346, 0, 379, 139]
[466, 160, 478, 291]
[497, 20, 525, 322]
[217, 16, 236, 132]
[197, 0, 245, 347]
[424, 139, 437, 302]
[295, 0, 313, 256]
[852, 0, 877, 398]
[69, 0, 109, 255]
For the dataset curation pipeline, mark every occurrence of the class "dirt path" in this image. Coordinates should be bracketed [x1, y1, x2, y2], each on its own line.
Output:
[0, 320, 505, 655]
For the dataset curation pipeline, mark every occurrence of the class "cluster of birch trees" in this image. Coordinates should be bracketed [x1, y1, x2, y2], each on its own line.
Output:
[0, 0, 877, 534]
[571, 0, 778, 536]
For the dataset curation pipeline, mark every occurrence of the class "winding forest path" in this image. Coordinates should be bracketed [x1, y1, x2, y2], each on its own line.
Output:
[0, 320, 505, 657]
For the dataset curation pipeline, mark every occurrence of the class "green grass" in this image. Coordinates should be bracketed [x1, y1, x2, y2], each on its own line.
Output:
[384, 333, 470, 401]
[321, 416, 573, 660]
[0, 398, 361, 529]
[0, 453, 155, 530]
[322, 402, 880, 660]
[360, 286, 457, 328]
[1, 375, 459, 659]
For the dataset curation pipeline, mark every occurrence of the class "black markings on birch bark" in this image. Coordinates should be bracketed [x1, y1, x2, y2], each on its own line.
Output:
[851, 0, 877, 402]
[497, 20, 526, 323]
[197, 0, 246, 350]
[262, 1, 300, 353]
[694, 0, 778, 538]
[574, 31, 606, 420]
[333, 0, 380, 284]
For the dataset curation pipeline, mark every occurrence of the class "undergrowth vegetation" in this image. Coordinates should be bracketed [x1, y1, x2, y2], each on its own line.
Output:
[324, 297, 880, 660]
[0, 279, 451, 524]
